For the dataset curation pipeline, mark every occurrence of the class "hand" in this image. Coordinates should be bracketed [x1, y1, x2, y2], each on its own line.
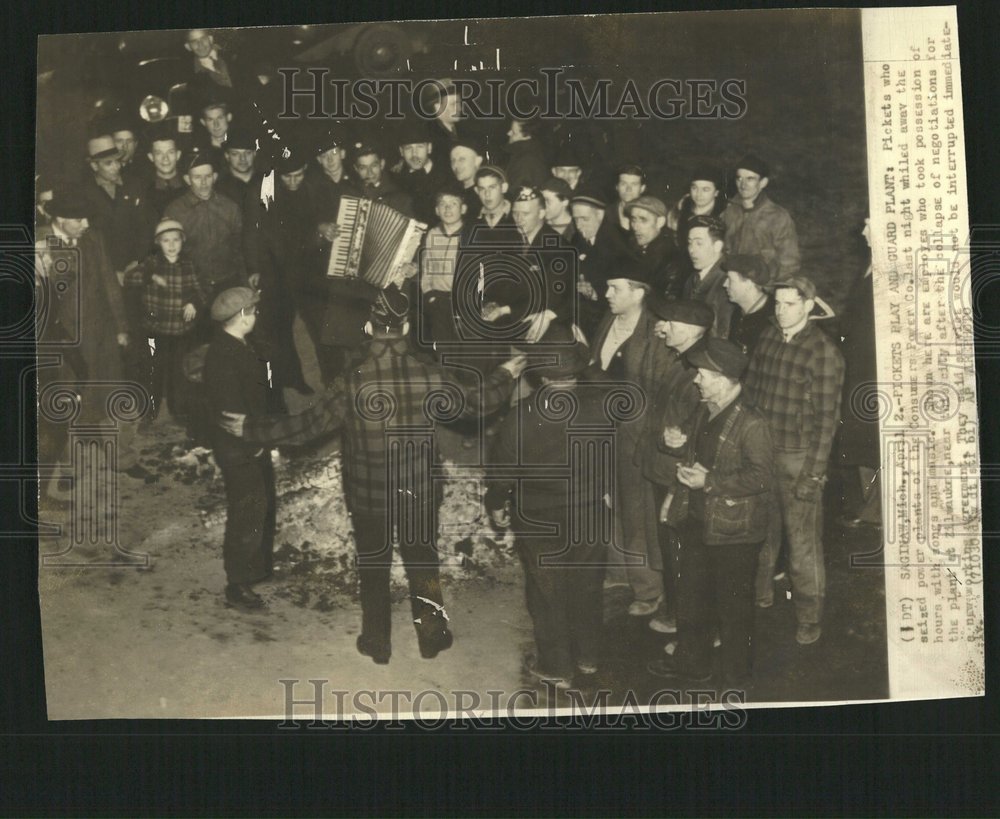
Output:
[116, 332, 129, 347]
[662, 426, 688, 449]
[794, 473, 823, 502]
[522, 310, 555, 343]
[248, 273, 261, 289]
[182, 303, 197, 322]
[318, 222, 339, 242]
[500, 354, 528, 379]
[151, 274, 169, 288]
[219, 411, 247, 438]
[490, 506, 510, 528]
[677, 462, 708, 489]
[395, 261, 418, 284]
[576, 279, 596, 300]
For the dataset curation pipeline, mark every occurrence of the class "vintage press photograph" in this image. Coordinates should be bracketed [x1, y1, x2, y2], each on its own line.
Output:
[30, 8, 958, 720]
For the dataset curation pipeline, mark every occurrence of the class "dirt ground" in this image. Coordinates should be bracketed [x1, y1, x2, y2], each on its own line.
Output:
[37, 312, 888, 721]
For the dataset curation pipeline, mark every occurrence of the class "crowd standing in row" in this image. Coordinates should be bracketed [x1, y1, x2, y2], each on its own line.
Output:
[35, 29, 880, 691]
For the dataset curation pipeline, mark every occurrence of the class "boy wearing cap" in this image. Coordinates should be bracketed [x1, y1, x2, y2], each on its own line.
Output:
[613, 164, 647, 238]
[124, 219, 205, 421]
[724, 254, 773, 355]
[307, 123, 359, 229]
[203, 286, 276, 611]
[470, 166, 512, 230]
[721, 154, 800, 281]
[647, 337, 774, 686]
[744, 277, 844, 645]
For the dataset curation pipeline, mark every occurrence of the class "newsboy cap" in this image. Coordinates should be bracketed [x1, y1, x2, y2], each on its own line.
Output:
[686, 337, 748, 380]
[624, 195, 668, 221]
[153, 218, 185, 240]
[734, 153, 769, 178]
[211, 287, 260, 322]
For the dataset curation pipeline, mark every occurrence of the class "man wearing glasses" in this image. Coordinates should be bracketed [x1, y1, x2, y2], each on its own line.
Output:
[203, 287, 275, 611]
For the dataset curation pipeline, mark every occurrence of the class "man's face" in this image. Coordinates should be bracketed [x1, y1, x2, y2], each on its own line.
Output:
[690, 180, 719, 210]
[774, 287, 812, 330]
[317, 147, 344, 175]
[653, 319, 702, 350]
[605, 279, 645, 315]
[571, 203, 604, 242]
[694, 367, 730, 404]
[186, 30, 215, 59]
[629, 206, 664, 246]
[201, 107, 230, 141]
[280, 167, 307, 191]
[450, 147, 481, 184]
[436, 93, 461, 126]
[225, 147, 255, 176]
[724, 270, 754, 304]
[541, 190, 568, 222]
[184, 164, 217, 200]
[511, 199, 544, 237]
[354, 153, 384, 186]
[149, 140, 180, 177]
[91, 156, 122, 185]
[113, 131, 137, 164]
[616, 173, 645, 204]
[687, 226, 722, 270]
[156, 230, 184, 261]
[552, 166, 582, 188]
[475, 175, 507, 211]
[400, 142, 431, 171]
[735, 168, 767, 204]
[56, 217, 89, 241]
[435, 194, 465, 227]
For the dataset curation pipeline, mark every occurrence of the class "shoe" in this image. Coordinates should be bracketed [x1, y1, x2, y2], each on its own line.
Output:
[576, 661, 598, 675]
[628, 596, 663, 617]
[418, 628, 454, 659]
[646, 656, 712, 683]
[795, 623, 822, 645]
[649, 615, 677, 634]
[356, 634, 390, 665]
[224, 583, 266, 611]
[525, 657, 571, 690]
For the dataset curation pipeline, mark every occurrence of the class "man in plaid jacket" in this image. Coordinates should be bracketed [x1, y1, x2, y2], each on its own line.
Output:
[743, 276, 845, 645]
[220, 287, 527, 664]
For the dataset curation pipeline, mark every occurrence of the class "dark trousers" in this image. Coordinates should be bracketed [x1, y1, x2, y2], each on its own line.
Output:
[653, 484, 679, 618]
[351, 505, 447, 653]
[216, 448, 276, 586]
[297, 293, 347, 385]
[145, 332, 194, 418]
[675, 517, 761, 686]
[257, 281, 307, 390]
[516, 508, 607, 678]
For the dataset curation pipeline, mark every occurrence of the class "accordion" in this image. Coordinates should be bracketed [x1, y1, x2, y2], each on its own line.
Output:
[326, 195, 427, 288]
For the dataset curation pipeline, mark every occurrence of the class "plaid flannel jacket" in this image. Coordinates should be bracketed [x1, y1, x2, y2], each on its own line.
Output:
[743, 319, 845, 478]
[124, 253, 205, 336]
[243, 337, 514, 512]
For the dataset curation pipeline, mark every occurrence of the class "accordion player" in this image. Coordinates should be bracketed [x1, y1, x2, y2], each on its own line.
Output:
[326, 194, 427, 289]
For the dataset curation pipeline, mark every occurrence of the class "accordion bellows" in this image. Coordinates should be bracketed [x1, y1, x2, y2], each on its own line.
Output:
[327, 195, 427, 288]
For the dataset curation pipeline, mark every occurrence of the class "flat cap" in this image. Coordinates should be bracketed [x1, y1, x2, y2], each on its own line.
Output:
[624, 195, 668, 220]
[154, 218, 185, 240]
[647, 296, 714, 328]
[686, 336, 748, 379]
[211, 286, 259, 322]
[767, 276, 817, 301]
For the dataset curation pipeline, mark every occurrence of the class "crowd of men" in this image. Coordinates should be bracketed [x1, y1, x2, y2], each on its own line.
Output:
[35, 28, 880, 691]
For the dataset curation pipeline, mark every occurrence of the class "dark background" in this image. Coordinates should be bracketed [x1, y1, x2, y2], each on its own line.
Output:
[3, 0, 999, 815]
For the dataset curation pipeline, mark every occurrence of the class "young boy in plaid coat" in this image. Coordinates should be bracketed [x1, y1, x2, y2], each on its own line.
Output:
[125, 218, 205, 422]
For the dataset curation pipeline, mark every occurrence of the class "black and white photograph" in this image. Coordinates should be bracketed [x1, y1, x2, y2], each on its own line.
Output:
[29, 6, 981, 721]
